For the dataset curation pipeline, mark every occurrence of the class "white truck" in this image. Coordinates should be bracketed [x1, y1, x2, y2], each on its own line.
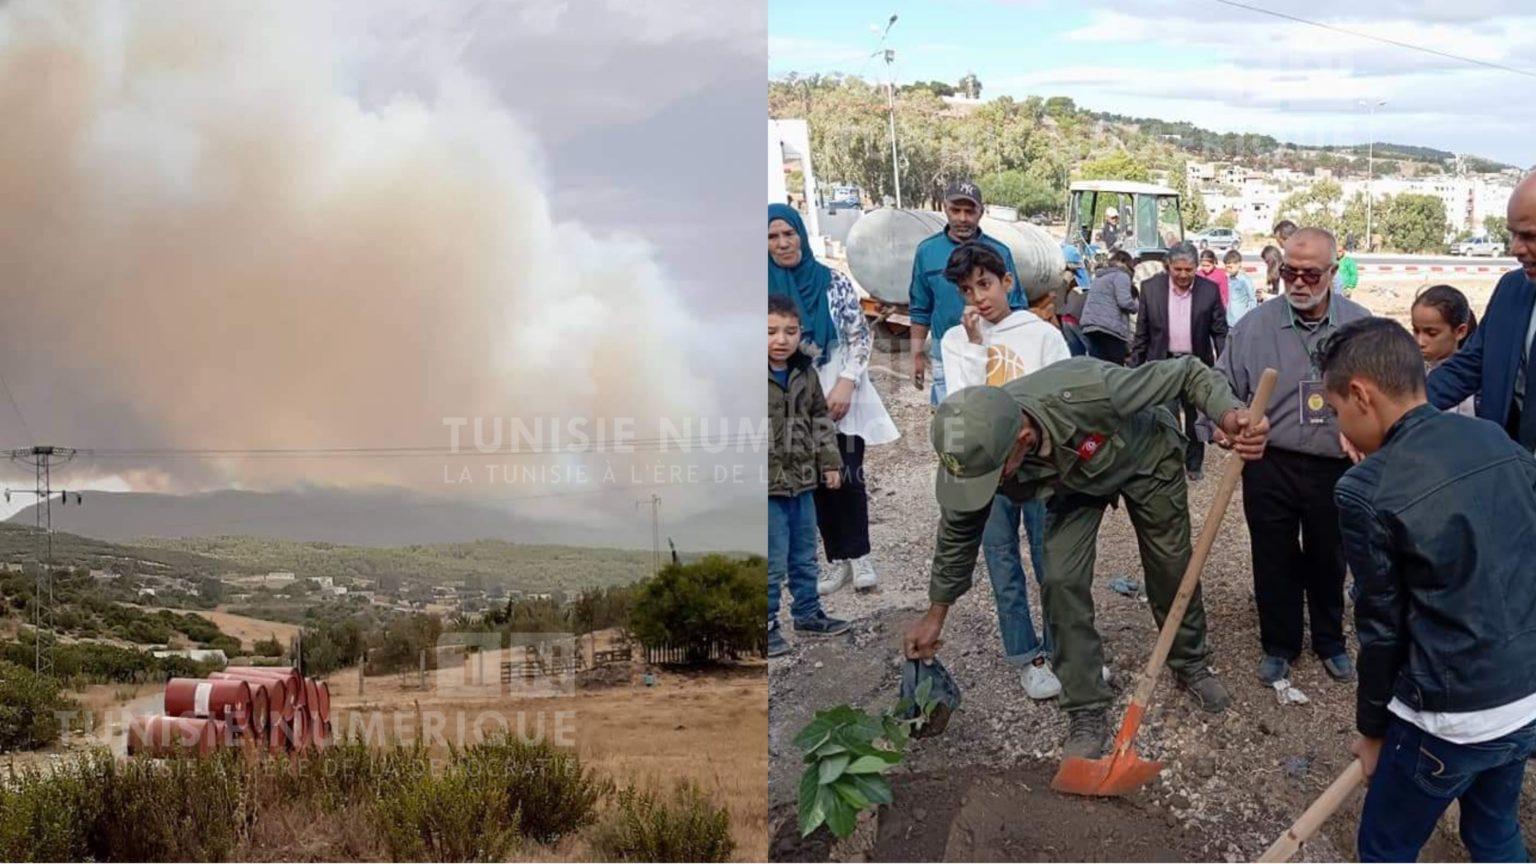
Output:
[1452, 236, 1505, 257]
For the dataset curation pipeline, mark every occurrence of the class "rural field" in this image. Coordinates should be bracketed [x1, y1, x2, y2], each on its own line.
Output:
[0, 550, 768, 860]
[768, 278, 1535, 863]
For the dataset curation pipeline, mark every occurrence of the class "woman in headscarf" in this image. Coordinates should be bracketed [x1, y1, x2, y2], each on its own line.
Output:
[769, 204, 898, 595]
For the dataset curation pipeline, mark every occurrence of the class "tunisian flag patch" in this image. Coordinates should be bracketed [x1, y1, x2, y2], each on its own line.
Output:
[1075, 433, 1106, 461]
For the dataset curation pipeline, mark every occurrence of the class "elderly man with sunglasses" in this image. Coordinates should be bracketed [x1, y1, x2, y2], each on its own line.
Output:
[1212, 227, 1372, 688]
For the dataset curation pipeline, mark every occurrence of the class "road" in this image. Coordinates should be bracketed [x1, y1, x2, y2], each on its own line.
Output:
[1240, 251, 1519, 272]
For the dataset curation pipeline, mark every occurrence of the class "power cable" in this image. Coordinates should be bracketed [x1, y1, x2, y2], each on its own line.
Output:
[1212, 0, 1536, 80]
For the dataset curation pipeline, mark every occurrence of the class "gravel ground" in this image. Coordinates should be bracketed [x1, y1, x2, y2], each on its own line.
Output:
[768, 287, 1536, 861]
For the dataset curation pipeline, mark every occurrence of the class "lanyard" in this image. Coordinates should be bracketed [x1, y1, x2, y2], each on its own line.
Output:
[1287, 300, 1333, 377]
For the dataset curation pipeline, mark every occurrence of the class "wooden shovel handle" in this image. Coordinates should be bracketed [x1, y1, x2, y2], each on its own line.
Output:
[1257, 760, 1367, 862]
[1130, 367, 1279, 707]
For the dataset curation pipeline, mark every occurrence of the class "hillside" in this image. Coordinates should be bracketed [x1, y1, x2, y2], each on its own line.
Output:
[0, 522, 243, 580]
[136, 535, 689, 594]
[6, 486, 765, 553]
[770, 75, 1521, 216]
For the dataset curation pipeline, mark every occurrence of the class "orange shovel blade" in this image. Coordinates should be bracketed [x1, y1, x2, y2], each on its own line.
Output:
[1051, 702, 1164, 796]
[1051, 751, 1164, 797]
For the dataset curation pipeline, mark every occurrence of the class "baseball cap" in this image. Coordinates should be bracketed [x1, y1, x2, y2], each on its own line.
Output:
[1106, 207, 1119, 218]
[931, 385, 1023, 512]
[943, 180, 983, 208]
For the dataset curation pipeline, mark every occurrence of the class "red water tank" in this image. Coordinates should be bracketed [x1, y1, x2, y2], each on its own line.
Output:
[303, 677, 319, 715]
[164, 678, 255, 734]
[315, 680, 331, 724]
[128, 715, 226, 757]
[211, 672, 285, 727]
[219, 668, 300, 718]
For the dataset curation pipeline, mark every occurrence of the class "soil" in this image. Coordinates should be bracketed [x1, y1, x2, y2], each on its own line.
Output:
[768, 293, 1535, 862]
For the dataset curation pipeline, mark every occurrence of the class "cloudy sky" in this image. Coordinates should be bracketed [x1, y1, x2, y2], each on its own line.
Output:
[770, 0, 1535, 167]
[0, 0, 766, 549]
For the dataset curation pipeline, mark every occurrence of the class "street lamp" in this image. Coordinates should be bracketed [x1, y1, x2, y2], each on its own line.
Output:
[871, 14, 900, 208]
[1358, 99, 1386, 252]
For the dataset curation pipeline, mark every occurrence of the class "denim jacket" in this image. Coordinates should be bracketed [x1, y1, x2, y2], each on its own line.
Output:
[1335, 403, 1536, 737]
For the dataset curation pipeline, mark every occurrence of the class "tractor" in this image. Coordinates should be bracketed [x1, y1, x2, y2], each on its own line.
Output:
[1062, 180, 1185, 289]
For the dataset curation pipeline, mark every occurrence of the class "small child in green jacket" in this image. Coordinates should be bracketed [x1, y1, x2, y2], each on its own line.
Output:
[768, 295, 847, 657]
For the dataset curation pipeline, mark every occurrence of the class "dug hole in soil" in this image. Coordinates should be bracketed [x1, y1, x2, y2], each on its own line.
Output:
[768, 326, 1536, 862]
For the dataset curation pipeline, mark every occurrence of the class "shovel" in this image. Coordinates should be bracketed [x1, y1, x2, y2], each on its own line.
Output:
[1257, 759, 1366, 862]
[1052, 366, 1279, 797]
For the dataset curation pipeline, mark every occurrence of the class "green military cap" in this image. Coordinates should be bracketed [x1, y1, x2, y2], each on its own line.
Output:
[931, 385, 1023, 513]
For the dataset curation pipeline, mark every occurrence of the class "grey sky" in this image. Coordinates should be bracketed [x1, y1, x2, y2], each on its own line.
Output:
[0, 0, 767, 551]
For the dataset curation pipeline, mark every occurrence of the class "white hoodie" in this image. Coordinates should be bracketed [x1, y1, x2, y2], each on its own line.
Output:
[939, 308, 1071, 392]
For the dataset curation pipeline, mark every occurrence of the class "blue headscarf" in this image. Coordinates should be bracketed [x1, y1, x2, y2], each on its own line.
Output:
[768, 204, 837, 364]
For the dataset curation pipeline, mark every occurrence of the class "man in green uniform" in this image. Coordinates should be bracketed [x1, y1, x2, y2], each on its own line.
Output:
[904, 355, 1271, 758]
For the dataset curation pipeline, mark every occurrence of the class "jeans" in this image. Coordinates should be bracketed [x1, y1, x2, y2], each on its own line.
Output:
[1358, 714, 1536, 862]
[982, 494, 1052, 664]
[929, 351, 947, 406]
[768, 491, 822, 625]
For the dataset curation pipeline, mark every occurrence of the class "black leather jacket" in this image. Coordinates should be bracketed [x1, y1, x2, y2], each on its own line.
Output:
[1335, 403, 1536, 737]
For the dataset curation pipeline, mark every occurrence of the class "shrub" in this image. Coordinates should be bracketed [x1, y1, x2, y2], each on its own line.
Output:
[592, 781, 735, 862]
[81, 750, 247, 861]
[374, 761, 519, 861]
[459, 734, 610, 844]
[0, 661, 79, 751]
[628, 555, 766, 662]
[0, 763, 90, 862]
[252, 634, 284, 658]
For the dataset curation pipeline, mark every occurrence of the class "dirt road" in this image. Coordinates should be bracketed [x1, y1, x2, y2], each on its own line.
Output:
[768, 284, 1535, 862]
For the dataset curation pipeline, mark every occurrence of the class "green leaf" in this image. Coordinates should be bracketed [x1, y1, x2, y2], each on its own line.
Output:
[818, 754, 850, 785]
[832, 779, 870, 810]
[914, 675, 933, 706]
[845, 772, 894, 806]
[822, 789, 858, 838]
[797, 765, 826, 836]
[811, 741, 848, 758]
[793, 717, 834, 753]
[845, 755, 891, 774]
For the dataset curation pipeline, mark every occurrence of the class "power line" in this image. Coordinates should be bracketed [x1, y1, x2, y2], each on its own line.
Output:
[0, 372, 31, 443]
[1212, 0, 1536, 80]
[28, 432, 769, 460]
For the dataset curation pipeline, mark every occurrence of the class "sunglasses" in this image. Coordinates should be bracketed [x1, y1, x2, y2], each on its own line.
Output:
[1280, 264, 1332, 286]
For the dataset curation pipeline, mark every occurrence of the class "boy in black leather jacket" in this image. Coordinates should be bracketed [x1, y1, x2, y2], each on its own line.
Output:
[1321, 317, 1536, 862]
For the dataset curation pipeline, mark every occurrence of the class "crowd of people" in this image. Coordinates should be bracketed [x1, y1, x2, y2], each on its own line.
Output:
[769, 171, 1536, 861]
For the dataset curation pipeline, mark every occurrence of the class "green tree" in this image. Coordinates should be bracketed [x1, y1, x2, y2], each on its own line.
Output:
[1485, 215, 1511, 244]
[629, 556, 765, 662]
[957, 72, 981, 99]
[0, 661, 79, 751]
[1044, 96, 1076, 119]
[1381, 193, 1449, 253]
[1214, 209, 1238, 229]
[1277, 179, 1344, 234]
[1077, 152, 1150, 183]
[1339, 191, 1371, 248]
[977, 170, 1058, 217]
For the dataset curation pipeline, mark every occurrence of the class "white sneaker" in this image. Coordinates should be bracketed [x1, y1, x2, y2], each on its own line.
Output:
[1103, 665, 1113, 684]
[817, 560, 852, 596]
[1021, 660, 1062, 700]
[850, 556, 879, 591]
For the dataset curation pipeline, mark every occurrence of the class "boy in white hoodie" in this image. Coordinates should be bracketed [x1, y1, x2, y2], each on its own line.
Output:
[939, 242, 1072, 699]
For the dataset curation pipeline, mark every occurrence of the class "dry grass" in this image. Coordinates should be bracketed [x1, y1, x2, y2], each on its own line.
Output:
[326, 659, 768, 861]
[139, 606, 301, 651]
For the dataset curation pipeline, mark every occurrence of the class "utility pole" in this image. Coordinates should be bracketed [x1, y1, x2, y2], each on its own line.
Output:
[872, 14, 900, 208]
[6, 446, 79, 678]
[1359, 99, 1386, 252]
[636, 494, 661, 576]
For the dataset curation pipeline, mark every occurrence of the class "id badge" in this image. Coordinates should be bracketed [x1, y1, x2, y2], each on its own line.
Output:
[1299, 380, 1330, 425]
